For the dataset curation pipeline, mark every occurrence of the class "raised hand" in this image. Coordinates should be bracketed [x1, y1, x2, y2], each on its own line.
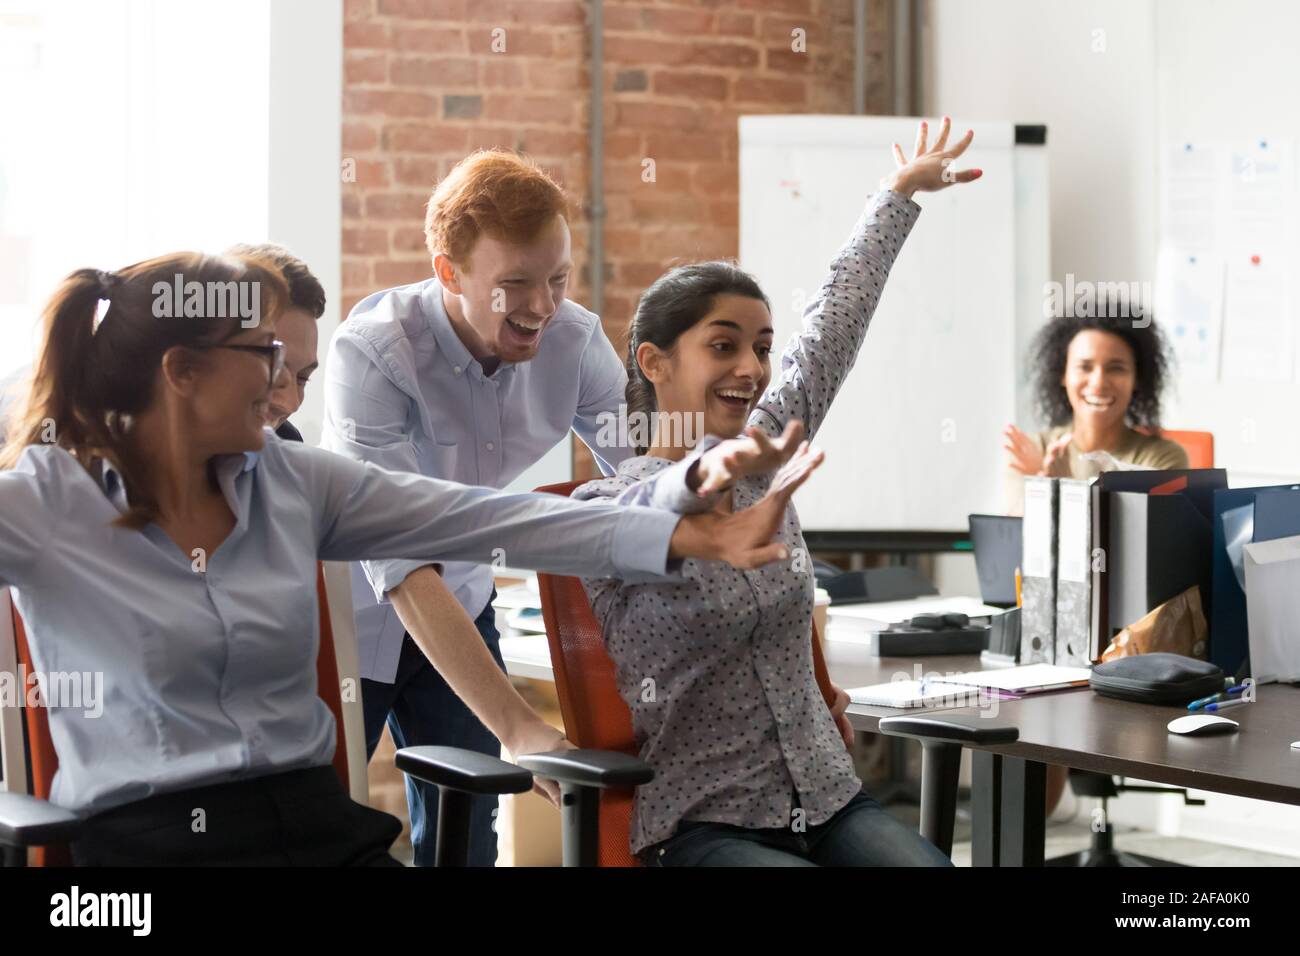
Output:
[1040, 432, 1074, 478]
[1003, 423, 1045, 476]
[882, 116, 982, 198]
[694, 420, 806, 495]
[1003, 423, 1072, 478]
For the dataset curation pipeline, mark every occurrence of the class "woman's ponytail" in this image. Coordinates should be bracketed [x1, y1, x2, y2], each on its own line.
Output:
[0, 252, 288, 528]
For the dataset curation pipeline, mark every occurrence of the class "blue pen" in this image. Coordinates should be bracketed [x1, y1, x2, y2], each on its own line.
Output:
[1206, 698, 1250, 713]
[1188, 684, 1250, 711]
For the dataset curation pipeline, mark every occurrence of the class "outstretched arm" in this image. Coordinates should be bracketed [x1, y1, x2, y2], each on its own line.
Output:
[752, 117, 981, 443]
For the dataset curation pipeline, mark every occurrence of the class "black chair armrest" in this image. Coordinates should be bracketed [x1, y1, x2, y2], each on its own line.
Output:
[395, 746, 533, 795]
[0, 792, 83, 847]
[516, 749, 653, 789]
[878, 714, 1018, 746]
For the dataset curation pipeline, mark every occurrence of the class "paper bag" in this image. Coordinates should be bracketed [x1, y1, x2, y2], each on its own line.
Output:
[1100, 585, 1208, 662]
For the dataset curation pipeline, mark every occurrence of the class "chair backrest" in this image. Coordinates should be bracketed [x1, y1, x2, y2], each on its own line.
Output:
[4, 562, 351, 866]
[314, 563, 352, 791]
[1159, 429, 1214, 469]
[533, 479, 839, 867]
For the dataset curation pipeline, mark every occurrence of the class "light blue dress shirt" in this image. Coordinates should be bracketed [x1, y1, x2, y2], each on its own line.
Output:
[0, 435, 677, 814]
[321, 278, 632, 683]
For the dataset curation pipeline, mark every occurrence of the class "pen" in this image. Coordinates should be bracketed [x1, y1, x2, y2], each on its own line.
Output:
[1205, 698, 1251, 713]
[1188, 685, 1249, 710]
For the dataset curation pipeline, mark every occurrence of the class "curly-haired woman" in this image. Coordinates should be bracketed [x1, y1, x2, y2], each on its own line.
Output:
[1002, 300, 1188, 815]
[1003, 302, 1188, 516]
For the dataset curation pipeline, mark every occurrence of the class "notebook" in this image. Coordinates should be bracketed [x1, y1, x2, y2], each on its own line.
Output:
[846, 680, 987, 709]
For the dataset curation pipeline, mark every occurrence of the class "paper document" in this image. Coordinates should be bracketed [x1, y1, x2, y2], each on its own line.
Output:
[1154, 246, 1224, 383]
[1224, 140, 1294, 250]
[1161, 142, 1219, 249]
[1221, 253, 1293, 383]
[942, 663, 1091, 693]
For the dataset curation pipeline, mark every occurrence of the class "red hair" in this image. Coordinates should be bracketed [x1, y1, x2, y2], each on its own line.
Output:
[424, 149, 569, 266]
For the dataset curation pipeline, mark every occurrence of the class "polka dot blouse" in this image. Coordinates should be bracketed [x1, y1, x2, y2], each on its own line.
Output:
[574, 189, 922, 855]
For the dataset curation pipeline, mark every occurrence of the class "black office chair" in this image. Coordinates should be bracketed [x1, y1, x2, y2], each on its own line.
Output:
[1046, 770, 1200, 867]
[0, 740, 660, 868]
[878, 714, 1019, 857]
[0, 744, 537, 868]
[518, 716, 1016, 866]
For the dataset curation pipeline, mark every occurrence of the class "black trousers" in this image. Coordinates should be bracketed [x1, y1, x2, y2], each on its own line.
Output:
[71, 766, 404, 866]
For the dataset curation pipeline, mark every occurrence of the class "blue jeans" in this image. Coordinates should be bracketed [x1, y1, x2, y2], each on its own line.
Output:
[643, 790, 954, 867]
[361, 591, 504, 867]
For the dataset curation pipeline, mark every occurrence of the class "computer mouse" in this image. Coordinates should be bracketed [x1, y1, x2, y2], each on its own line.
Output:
[1167, 714, 1240, 736]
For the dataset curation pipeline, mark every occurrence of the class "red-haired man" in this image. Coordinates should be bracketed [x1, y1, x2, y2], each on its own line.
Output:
[322, 150, 631, 866]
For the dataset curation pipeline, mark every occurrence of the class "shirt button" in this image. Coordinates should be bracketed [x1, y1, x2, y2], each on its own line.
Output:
[453, 366, 462, 375]
[486, 442, 495, 451]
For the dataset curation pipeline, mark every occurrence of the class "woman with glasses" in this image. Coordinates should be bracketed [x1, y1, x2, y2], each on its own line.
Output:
[0, 251, 816, 866]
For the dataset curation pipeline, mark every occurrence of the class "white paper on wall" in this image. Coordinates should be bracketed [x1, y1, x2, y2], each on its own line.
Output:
[1154, 245, 1224, 383]
[1161, 142, 1220, 250]
[1220, 252, 1293, 384]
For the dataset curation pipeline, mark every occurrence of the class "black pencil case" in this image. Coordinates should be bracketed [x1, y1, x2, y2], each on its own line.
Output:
[1088, 652, 1225, 705]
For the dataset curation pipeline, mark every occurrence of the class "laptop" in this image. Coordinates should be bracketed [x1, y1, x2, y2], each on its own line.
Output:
[968, 514, 1023, 608]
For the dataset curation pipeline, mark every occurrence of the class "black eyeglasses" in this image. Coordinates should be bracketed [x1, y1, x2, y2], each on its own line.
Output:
[204, 341, 286, 387]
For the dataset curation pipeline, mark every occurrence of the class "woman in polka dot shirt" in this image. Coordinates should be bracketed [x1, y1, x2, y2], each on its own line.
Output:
[575, 119, 982, 866]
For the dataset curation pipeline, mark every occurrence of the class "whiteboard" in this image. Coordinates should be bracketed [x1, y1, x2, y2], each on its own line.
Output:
[739, 116, 1038, 532]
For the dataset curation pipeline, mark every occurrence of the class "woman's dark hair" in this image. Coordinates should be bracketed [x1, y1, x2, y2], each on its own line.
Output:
[0, 252, 288, 527]
[624, 261, 770, 454]
[1029, 293, 1173, 429]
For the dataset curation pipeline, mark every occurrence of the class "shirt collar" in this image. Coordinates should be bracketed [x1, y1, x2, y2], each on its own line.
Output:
[420, 279, 514, 380]
[100, 451, 259, 512]
[616, 454, 674, 479]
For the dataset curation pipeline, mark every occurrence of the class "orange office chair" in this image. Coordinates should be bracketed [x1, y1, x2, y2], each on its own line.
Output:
[1139, 428, 1214, 468]
[0, 565, 531, 867]
[526, 479, 1018, 866]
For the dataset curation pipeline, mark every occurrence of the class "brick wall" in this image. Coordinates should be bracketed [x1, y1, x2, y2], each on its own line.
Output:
[342, 0, 895, 847]
[341, 0, 895, 477]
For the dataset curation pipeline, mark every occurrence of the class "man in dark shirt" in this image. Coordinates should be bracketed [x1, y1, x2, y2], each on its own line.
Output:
[225, 243, 325, 442]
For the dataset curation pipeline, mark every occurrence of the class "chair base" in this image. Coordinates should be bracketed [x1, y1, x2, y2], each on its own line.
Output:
[1047, 847, 1185, 867]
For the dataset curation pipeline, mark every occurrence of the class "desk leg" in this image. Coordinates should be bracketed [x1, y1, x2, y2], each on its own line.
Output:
[970, 751, 1002, 867]
[999, 757, 1046, 867]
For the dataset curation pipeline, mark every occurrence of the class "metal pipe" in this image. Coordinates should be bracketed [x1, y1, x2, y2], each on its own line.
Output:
[854, 0, 867, 114]
[588, 0, 605, 317]
[893, 0, 915, 115]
